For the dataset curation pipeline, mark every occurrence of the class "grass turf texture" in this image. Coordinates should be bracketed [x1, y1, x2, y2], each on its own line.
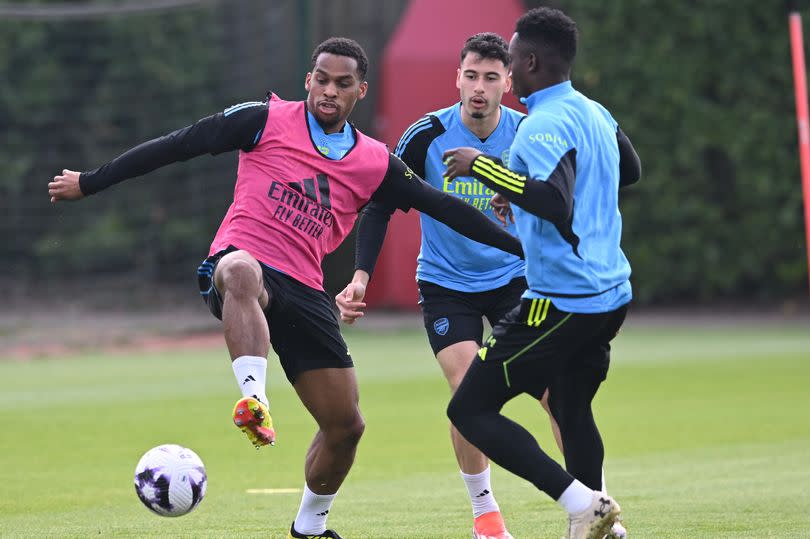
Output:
[0, 323, 808, 538]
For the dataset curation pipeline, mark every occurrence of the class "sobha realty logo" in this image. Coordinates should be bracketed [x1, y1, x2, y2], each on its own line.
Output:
[434, 317, 450, 336]
[528, 132, 569, 149]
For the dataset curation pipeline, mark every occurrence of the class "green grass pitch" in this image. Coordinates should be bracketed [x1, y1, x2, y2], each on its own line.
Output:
[0, 322, 808, 538]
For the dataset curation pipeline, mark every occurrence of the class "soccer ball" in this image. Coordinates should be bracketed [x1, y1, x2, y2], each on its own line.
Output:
[133, 444, 207, 517]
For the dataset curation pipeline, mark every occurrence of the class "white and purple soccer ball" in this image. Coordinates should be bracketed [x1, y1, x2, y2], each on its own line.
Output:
[133, 444, 207, 517]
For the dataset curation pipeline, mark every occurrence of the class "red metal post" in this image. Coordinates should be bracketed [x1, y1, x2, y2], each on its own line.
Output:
[789, 11, 810, 293]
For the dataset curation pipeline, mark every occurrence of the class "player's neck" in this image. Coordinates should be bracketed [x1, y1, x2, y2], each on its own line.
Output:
[528, 74, 570, 96]
[307, 107, 348, 135]
[321, 119, 348, 135]
[461, 105, 501, 140]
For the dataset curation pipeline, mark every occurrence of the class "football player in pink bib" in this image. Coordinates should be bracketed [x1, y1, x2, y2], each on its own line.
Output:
[49, 38, 522, 539]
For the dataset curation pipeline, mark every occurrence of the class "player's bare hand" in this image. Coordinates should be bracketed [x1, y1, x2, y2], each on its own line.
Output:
[442, 147, 482, 181]
[335, 281, 367, 324]
[491, 194, 514, 226]
[49, 169, 85, 203]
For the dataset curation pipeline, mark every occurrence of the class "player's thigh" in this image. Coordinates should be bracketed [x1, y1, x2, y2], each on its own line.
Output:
[483, 276, 527, 327]
[436, 340, 482, 392]
[418, 280, 485, 356]
[263, 267, 353, 385]
[213, 249, 270, 307]
[197, 245, 260, 320]
[547, 305, 629, 421]
[449, 340, 524, 418]
[547, 365, 603, 427]
[562, 304, 629, 383]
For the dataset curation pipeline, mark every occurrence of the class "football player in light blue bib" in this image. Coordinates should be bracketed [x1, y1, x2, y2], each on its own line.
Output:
[443, 8, 640, 539]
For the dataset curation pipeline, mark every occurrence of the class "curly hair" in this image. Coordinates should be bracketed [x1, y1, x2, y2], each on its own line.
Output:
[515, 7, 578, 70]
[460, 32, 510, 67]
[311, 37, 369, 80]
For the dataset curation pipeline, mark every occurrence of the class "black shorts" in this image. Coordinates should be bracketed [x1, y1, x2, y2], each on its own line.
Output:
[417, 277, 527, 355]
[197, 247, 352, 384]
[471, 298, 628, 399]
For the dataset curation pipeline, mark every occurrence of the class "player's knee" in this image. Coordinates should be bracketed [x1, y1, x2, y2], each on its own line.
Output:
[554, 403, 593, 430]
[447, 372, 466, 393]
[217, 256, 262, 299]
[346, 415, 365, 444]
[446, 393, 469, 429]
[437, 343, 478, 393]
[326, 414, 365, 447]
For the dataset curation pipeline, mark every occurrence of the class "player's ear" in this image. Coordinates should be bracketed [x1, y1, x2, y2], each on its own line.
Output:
[527, 52, 538, 73]
[505, 71, 513, 93]
[456, 68, 462, 90]
[304, 72, 312, 92]
[357, 80, 368, 100]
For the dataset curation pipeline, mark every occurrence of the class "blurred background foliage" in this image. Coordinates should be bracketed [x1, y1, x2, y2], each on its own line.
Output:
[570, 1, 808, 303]
[0, 0, 808, 306]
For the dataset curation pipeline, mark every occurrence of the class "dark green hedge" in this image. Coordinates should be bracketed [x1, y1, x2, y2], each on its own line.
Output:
[0, 5, 232, 282]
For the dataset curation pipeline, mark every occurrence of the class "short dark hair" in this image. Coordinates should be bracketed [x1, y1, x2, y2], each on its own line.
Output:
[460, 32, 510, 67]
[311, 37, 369, 80]
[515, 7, 578, 73]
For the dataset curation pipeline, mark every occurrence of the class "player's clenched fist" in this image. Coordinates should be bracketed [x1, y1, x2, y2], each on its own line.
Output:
[442, 147, 482, 181]
[335, 281, 367, 325]
[48, 169, 84, 203]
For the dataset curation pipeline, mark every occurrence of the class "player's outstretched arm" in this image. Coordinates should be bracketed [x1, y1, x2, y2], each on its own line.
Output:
[50, 102, 268, 202]
[443, 147, 572, 225]
[373, 153, 523, 259]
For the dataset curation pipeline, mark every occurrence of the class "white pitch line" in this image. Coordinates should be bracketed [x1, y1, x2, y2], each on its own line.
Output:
[246, 488, 302, 494]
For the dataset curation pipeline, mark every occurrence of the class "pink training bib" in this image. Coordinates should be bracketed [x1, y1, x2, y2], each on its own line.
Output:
[210, 95, 390, 290]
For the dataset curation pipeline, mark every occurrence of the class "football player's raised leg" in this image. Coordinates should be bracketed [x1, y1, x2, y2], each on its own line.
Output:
[291, 367, 364, 534]
[214, 250, 274, 446]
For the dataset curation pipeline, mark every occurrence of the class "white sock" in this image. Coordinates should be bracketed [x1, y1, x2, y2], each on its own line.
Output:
[293, 483, 337, 534]
[461, 466, 500, 518]
[601, 468, 607, 492]
[231, 355, 268, 407]
[557, 479, 594, 514]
